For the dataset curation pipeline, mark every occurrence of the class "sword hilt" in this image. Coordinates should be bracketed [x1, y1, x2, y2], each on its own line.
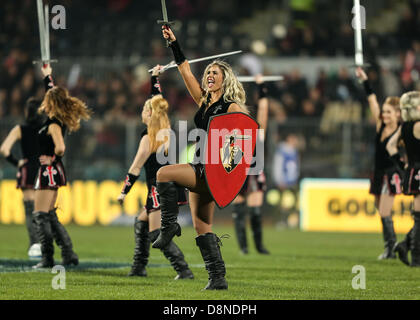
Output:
[158, 21, 175, 47]
[349, 63, 371, 68]
[32, 59, 58, 66]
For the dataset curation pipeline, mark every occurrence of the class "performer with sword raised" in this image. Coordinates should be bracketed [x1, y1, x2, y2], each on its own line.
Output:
[150, 0, 259, 291]
[31, 0, 91, 269]
[353, 0, 403, 260]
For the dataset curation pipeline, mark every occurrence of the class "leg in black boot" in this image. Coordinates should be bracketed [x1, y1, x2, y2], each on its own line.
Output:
[32, 211, 55, 269]
[196, 233, 228, 290]
[394, 227, 413, 266]
[250, 207, 270, 254]
[152, 182, 181, 249]
[24, 201, 38, 246]
[149, 229, 193, 280]
[378, 216, 397, 260]
[410, 211, 420, 267]
[232, 202, 248, 254]
[128, 219, 150, 276]
[49, 208, 79, 266]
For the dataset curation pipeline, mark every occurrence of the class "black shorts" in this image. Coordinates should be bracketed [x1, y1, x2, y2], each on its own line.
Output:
[16, 161, 39, 190]
[34, 161, 67, 190]
[145, 183, 188, 214]
[239, 171, 267, 195]
[189, 163, 205, 180]
[403, 164, 420, 196]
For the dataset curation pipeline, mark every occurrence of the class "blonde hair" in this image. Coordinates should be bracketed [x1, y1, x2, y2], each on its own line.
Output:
[39, 87, 91, 132]
[400, 91, 420, 122]
[146, 95, 171, 153]
[200, 60, 248, 113]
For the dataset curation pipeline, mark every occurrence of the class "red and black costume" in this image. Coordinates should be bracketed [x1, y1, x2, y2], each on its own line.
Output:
[361, 78, 401, 260]
[32, 74, 78, 269]
[121, 73, 193, 279]
[395, 120, 420, 267]
[34, 117, 67, 190]
[369, 123, 402, 196]
[152, 37, 228, 290]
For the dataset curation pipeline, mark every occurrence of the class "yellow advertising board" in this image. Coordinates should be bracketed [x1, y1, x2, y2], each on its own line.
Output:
[300, 179, 415, 233]
[0, 180, 148, 226]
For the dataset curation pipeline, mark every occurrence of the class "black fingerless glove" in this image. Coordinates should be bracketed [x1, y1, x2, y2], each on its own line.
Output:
[151, 76, 162, 96]
[6, 154, 18, 167]
[362, 80, 373, 96]
[43, 75, 54, 91]
[121, 173, 139, 195]
[169, 40, 186, 65]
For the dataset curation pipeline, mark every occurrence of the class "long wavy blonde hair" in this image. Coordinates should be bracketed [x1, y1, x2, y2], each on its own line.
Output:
[39, 87, 91, 132]
[200, 60, 248, 113]
[400, 91, 420, 122]
[146, 95, 171, 153]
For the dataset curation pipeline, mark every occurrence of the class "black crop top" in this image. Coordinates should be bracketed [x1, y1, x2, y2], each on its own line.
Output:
[38, 117, 66, 156]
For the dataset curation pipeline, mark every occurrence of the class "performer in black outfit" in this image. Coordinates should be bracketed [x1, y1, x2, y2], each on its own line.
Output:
[152, 26, 249, 290]
[232, 75, 269, 255]
[356, 67, 403, 260]
[117, 65, 193, 280]
[387, 91, 420, 267]
[32, 64, 91, 269]
[0, 98, 44, 258]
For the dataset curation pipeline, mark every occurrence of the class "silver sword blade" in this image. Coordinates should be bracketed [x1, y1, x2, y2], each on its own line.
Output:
[44, 4, 50, 62]
[161, 0, 169, 22]
[36, 0, 46, 62]
[237, 75, 284, 82]
[149, 50, 243, 73]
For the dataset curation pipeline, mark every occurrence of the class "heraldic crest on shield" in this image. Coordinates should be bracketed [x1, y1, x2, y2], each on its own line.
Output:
[220, 130, 251, 173]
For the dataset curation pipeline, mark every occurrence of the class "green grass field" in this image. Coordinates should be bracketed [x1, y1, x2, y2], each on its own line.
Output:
[0, 224, 419, 300]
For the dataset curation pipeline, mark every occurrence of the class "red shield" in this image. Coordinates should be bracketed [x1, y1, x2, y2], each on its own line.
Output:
[204, 112, 259, 208]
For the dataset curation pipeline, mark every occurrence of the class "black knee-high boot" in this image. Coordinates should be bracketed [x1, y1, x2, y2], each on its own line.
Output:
[152, 182, 181, 249]
[378, 216, 397, 260]
[250, 207, 270, 254]
[232, 202, 248, 254]
[32, 211, 55, 268]
[23, 200, 38, 246]
[394, 227, 413, 266]
[128, 219, 150, 276]
[410, 211, 420, 267]
[49, 208, 78, 266]
[149, 229, 194, 280]
[196, 233, 228, 290]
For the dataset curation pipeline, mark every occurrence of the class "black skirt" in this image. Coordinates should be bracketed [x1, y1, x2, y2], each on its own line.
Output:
[16, 161, 39, 190]
[34, 161, 67, 190]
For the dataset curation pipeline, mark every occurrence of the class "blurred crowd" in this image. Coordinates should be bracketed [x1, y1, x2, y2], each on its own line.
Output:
[1, 0, 420, 122]
[1, 0, 420, 186]
[2, 43, 420, 124]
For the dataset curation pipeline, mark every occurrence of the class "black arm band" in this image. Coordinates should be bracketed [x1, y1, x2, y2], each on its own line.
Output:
[121, 173, 139, 195]
[362, 80, 373, 96]
[6, 154, 19, 167]
[258, 83, 268, 99]
[151, 76, 162, 96]
[390, 154, 404, 170]
[169, 40, 186, 65]
[43, 75, 54, 91]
